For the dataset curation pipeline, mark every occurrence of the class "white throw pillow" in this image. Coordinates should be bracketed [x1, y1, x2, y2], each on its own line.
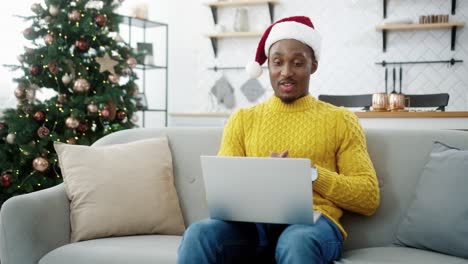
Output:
[54, 137, 185, 242]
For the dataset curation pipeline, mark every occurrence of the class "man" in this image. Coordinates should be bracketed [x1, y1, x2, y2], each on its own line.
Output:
[177, 16, 380, 263]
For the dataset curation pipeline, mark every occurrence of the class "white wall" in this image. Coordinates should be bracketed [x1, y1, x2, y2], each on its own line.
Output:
[157, 0, 468, 112]
[0, 0, 35, 108]
[2, 0, 467, 114]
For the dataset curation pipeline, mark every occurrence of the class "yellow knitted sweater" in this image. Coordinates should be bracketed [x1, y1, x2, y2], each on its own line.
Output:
[218, 95, 380, 238]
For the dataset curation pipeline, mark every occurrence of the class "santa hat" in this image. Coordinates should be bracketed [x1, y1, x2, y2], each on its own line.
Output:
[245, 16, 322, 79]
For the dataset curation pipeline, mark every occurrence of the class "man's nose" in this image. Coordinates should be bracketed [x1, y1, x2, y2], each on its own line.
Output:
[280, 64, 293, 77]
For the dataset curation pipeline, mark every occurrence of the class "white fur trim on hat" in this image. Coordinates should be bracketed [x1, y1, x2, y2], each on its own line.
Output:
[245, 61, 263, 79]
[264, 21, 321, 61]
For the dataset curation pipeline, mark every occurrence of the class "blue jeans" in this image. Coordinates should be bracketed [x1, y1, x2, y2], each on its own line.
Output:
[177, 216, 343, 264]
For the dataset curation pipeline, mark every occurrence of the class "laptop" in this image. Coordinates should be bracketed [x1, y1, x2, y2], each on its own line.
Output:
[200, 156, 321, 225]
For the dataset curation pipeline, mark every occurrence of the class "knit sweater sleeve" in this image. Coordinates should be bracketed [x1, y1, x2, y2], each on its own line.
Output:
[313, 110, 380, 216]
[218, 110, 246, 156]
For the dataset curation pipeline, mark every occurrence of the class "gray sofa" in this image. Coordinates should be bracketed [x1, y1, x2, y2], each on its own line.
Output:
[1, 127, 467, 264]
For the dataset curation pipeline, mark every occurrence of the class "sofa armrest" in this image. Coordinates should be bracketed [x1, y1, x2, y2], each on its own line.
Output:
[0, 184, 70, 264]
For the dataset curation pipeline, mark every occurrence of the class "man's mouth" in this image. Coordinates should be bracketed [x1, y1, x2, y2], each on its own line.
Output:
[279, 81, 296, 93]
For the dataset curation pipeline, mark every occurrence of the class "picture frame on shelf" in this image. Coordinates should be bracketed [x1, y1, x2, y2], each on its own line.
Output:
[136, 42, 154, 65]
[135, 93, 148, 111]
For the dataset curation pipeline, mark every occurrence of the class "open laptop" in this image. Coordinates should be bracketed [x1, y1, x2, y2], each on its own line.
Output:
[200, 156, 321, 225]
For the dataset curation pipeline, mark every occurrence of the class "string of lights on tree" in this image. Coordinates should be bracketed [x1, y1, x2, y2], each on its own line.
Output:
[0, 0, 143, 201]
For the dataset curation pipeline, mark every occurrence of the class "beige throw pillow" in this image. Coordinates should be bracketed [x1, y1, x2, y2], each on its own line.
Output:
[54, 137, 185, 242]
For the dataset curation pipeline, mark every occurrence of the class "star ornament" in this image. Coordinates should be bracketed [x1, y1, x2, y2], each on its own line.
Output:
[95, 53, 118, 74]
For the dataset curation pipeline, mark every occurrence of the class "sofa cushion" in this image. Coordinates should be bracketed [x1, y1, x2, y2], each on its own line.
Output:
[39, 235, 181, 264]
[394, 141, 468, 258]
[336, 246, 466, 264]
[54, 137, 185, 242]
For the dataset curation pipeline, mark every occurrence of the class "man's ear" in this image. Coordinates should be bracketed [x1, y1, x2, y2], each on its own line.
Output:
[311, 60, 318, 74]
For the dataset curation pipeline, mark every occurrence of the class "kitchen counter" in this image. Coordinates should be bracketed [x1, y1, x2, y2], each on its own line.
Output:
[354, 111, 468, 118]
[169, 111, 468, 130]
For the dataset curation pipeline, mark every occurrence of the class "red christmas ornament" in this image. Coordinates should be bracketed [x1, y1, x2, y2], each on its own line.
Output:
[77, 123, 89, 133]
[75, 38, 90, 52]
[101, 108, 110, 118]
[0, 122, 6, 130]
[29, 65, 42, 76]
[95, 14, 107, 27]
[2, 172, 11, 187]
[34, 111, 45, 122]
[116, 110, 127, 120]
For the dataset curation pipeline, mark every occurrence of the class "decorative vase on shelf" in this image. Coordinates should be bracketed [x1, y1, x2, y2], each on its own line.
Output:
[234, 8, 249, 32]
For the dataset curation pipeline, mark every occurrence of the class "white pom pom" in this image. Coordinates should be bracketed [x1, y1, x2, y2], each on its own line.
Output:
[245, 61, 263, 79]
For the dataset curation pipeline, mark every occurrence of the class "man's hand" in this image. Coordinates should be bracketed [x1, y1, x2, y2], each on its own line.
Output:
[269, 150, 289, 158]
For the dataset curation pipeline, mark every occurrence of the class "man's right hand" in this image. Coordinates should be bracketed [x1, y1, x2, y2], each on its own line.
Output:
[269, 150, 289, 158]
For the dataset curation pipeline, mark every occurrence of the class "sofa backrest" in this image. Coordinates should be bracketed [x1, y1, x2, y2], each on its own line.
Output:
[93, 127, 468, 250]
[93, 127, 221, 227]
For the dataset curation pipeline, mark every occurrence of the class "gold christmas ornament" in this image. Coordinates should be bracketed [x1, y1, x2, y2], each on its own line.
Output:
[25, 88, 36, 102]
[65, 117, 80, 129]
[6, 133, 16, 144]
[17, 55, 25, 62]
[87, 103, 98, 113]
[48, 60, 59, 74]
[68, 10, 81, 22]
[95, 53, 118, 74]
[49, 5, 60, 16]
[44, 34, 54, 45]
[32, 157, 49, 172]
[37, 126, 50, 138]
[44, 16, 53, 23]
[73, 78, 90, 93]
[57, 94, 67, 104]
[14, 85, 26, 100]
[61, 73, 72, 85]
[67, 138, 77, 144]
[31, 3, 43, 14]
[108, 73, 120, 84]
[126, 57, 137, 69]
[121, 67, 132, 76]
[114, 35, 124, 42]
[128, 82, 139, 96]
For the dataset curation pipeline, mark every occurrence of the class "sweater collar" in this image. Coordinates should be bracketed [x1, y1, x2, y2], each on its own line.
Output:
[266, 94, 317, 112]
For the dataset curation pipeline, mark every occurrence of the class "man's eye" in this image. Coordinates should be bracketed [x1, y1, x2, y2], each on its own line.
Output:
[294, 62, 304, 67]
[273, 60, 282, 66]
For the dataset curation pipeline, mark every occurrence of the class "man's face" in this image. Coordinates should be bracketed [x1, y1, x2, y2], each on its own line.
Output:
[268, 39, 317, 104]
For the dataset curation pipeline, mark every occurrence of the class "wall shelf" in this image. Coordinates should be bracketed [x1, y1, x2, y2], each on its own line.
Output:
[206, 32, 263, 57]
[383, 0, 457, 18]
[205, 0, 279, 24]
[375, 22, 465, 52]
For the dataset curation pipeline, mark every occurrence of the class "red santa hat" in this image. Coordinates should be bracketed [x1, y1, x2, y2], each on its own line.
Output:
[245, 16, 322, 79]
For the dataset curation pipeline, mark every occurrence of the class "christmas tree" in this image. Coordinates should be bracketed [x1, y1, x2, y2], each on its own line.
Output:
[0, 0, 140, 203]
